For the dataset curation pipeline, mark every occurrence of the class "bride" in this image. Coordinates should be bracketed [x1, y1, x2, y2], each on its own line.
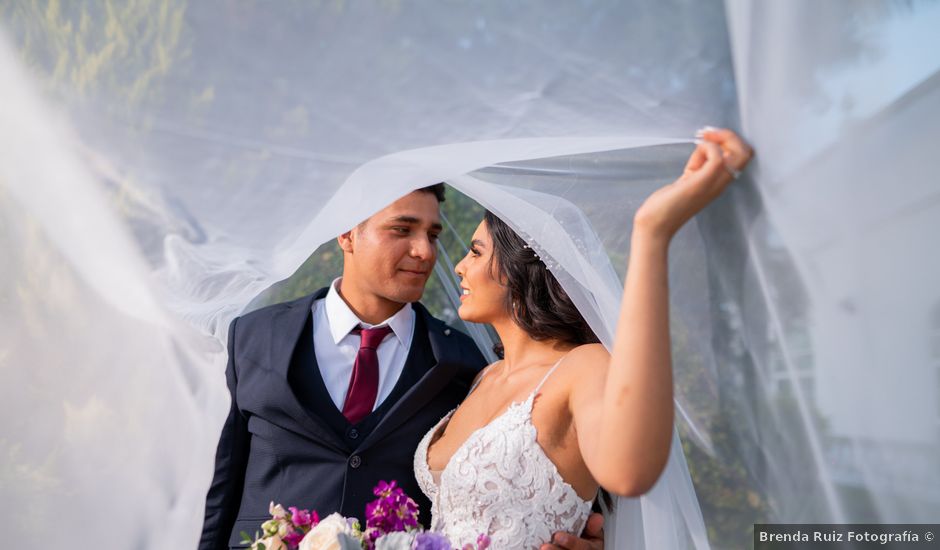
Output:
[414, 128, 753, 548]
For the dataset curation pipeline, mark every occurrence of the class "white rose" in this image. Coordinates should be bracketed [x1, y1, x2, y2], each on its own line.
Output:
[299, 513, 353, 550]
[374, 531, 417, 550]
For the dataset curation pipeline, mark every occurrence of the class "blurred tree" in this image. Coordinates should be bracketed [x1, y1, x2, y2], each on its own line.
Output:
[1, 0, 188, 108]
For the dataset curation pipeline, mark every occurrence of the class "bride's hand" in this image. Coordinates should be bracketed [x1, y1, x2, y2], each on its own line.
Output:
[634, 127, 753, 242]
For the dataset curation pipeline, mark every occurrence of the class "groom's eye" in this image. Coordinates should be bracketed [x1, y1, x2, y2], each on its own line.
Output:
[429, 233, 440, 243]
[390, 227, 409, 235]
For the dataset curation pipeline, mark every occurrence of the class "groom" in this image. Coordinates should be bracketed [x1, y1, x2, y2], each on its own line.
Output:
[200, 184, 603, 550]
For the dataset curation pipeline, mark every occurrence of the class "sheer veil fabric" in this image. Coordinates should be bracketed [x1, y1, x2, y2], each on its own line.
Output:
[1, 1, 939, 548]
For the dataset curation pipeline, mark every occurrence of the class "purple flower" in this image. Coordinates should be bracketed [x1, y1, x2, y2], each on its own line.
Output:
[373, 480, 398, 497]
[365, 480, 421, 538]
[476, 534, 491, 550]
[413, 532, 452, 550]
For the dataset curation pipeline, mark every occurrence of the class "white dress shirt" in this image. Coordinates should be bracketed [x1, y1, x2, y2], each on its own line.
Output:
[312, 278, 415, 412]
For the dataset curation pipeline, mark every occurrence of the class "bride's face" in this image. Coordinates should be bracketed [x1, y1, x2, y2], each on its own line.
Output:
[454, 220, 510, 324]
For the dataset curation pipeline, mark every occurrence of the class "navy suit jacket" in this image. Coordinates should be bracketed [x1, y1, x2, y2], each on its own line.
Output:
[200, 288, 486, 549]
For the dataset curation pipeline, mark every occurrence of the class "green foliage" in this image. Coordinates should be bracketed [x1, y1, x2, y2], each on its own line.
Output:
[263, 239, 345, 306]
[680, 413, 770, 549]
[672, 313, 771, 549]
[2, 0, 188, 107]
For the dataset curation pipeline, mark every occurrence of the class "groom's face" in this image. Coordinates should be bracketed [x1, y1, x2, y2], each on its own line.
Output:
[340, 190, 443, 305]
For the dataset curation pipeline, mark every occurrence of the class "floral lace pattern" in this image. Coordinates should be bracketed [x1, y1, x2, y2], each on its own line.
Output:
[414, 385, 594, 549]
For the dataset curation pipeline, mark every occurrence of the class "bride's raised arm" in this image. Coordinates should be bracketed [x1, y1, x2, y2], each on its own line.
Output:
[569, 128, 753, 496]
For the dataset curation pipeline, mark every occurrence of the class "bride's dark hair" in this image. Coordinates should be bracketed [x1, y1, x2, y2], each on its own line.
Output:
[483, 211, 600, 357]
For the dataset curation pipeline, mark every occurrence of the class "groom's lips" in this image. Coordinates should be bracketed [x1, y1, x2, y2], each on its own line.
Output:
[399, 268, 428, 278]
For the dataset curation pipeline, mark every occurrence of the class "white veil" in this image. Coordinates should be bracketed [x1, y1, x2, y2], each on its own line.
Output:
[2, 1, 939, 548]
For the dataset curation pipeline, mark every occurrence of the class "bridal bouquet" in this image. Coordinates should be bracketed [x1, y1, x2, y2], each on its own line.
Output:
[242, 480, 489, 550]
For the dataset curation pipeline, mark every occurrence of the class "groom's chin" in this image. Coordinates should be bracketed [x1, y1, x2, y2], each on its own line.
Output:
[388, 284, 425, 304]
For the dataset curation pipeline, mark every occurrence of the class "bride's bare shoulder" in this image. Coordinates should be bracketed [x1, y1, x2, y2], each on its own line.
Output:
[563, 343, 610, 375]
[566, 342, 609, 361]
[559, 344, 609, 400]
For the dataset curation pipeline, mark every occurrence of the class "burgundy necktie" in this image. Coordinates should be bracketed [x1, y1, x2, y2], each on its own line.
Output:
[342, 325, 393, 424]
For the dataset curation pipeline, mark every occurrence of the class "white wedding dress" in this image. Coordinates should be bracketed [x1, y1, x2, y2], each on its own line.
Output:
[414, 358, 595, 549]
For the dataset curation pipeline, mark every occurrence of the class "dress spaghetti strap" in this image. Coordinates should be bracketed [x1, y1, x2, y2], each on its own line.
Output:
[470, 352, 571, 400]
[467, 363, 494, 396]
[530, 353, 569, 397]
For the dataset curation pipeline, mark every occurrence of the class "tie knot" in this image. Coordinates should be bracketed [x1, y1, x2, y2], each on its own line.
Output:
[354, 325, 393, 350]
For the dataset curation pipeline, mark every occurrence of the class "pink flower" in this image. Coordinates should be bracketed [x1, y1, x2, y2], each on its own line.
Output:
[283, 530, 305, 548]
[289, 506, 315, 528]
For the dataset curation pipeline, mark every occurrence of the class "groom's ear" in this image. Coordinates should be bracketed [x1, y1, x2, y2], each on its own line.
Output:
[337, 230, 354, 253]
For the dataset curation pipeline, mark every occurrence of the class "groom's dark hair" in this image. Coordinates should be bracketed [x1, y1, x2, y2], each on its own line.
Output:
[483, 211, 599, 358]
[354, 183, 445, 232]
[417, 183, 446, 203]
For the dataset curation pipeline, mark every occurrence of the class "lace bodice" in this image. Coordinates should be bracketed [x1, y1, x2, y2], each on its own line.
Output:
[413, 360, 594, 549]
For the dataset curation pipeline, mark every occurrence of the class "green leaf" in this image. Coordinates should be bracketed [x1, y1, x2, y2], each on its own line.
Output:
[240, 531, 252, 543]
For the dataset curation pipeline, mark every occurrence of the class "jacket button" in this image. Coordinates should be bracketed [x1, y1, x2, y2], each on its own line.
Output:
[349, 455, 362, 468]
[347, 428, 359, 440]
[443, 328, 452, 336]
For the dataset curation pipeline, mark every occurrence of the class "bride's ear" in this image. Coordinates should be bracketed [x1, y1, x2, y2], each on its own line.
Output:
[337, 231, 354, 253]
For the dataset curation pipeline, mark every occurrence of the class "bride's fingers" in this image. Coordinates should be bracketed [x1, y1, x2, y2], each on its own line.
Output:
[684, 135, 726, 174]
[683, 142, 708, 173]
[684, 140, 734, 198]
[700, 127, 753, 169]
[695, 140, 726, 180]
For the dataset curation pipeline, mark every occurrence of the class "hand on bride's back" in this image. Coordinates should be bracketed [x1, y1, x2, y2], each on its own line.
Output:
[634, 127, 753, 241]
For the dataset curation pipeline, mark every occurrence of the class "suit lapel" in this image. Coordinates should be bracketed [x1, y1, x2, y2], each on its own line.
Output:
[269, 289, 347, 452]
[357, 305, 458, 451]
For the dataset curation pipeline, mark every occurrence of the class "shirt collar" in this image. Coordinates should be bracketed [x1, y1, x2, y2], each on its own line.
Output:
[323, 277, 414, 348]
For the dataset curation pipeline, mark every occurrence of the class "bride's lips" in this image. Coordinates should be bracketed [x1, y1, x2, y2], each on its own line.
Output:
[459, 286, 470, 301]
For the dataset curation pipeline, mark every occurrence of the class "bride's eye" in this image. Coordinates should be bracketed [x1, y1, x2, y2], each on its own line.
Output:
[468, 247, 481, 257]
